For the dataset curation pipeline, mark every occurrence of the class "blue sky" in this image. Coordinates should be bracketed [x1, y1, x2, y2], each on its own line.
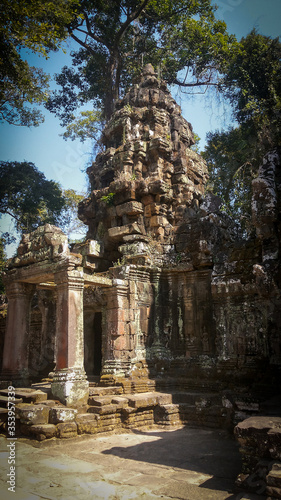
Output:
[1, 0, 281, 255]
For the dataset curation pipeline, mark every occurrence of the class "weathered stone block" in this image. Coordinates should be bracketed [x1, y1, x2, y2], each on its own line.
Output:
[88, 396, 112, 406]
[56, 421, 77, 439]
[75, 413, 99, 434]
[267, 463, 281, 488]
[2, 388, 47, 404]
[30, 424, 57, 441]
[150, 216, 168, 227]
[16, 404, 49, 426]
[50, 407, 78, 424]
[88, 404, 118, 415]
[116, 201, 143, 216]
[127, 393, 158, 409]
[111, 396, 128, 409]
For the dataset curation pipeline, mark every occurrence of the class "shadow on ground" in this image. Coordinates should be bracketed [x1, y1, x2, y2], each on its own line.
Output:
[102, 427, 242, 495]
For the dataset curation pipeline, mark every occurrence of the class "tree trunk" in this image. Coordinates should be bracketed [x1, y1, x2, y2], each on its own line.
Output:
[104, 51, 121, 121]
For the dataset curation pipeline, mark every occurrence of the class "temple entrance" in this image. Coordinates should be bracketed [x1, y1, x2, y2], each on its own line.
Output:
[84, 310, 103, 377]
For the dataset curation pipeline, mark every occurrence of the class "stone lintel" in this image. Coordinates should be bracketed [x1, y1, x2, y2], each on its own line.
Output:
[83, 274, 112, 287]
[3, 254, 83, 286]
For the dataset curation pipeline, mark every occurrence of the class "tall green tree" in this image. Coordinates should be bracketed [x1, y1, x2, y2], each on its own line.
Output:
[0, 161, 65, 233]
[0, 0, 78, 126]
[46, 0, 237, 127]
[56, 189, 87, 237]
[203, 30, 281, 231]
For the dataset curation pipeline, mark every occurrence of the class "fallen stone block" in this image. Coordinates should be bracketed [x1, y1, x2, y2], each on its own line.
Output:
[56, 422, 77, 439]
[30, 424, 57, 441]
[75, 413, 99, 434]
[88, 396, 112, 406]
[0, 388, 47, 404]
[50, 407, 78, 424]
[16, 404, 49, 426]
[127, 393, 158, 409]
[88, 404, 118, 415]
[0, 395, 23, 407]
[156, 393, 173, 405]
[111, 396, 128, 409]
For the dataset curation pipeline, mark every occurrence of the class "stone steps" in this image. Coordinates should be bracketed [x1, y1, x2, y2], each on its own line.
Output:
[0, 388, 48, 404]
[0, 394, 23, 407]
[89, 385, 123, 397]
[86, 390, 226, 430]
[0, 382, 270, 441]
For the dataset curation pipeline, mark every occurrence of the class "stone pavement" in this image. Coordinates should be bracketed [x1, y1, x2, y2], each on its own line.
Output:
[0, 426, 265, 500]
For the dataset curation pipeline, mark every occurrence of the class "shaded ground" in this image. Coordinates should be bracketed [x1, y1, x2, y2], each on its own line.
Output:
[0, 426, 265, 499]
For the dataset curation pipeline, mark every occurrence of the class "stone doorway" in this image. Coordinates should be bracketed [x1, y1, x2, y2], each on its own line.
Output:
[84, 310, 103, 378]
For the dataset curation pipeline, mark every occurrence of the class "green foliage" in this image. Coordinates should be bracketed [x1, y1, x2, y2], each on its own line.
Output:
[0, 161, 65, 234]
[46, 0, 237, 125]
[191, 133, 201, 153]
[56, 188, 87, 236]
[204, 31, 281, 233]
[113, 256, 126, 267]
[224, 30, 281, 139]
[62, 110, 103, 142]
[0, 0, 78, 126]
[100, 192, 115, 206]
[203, 127, 255, 232]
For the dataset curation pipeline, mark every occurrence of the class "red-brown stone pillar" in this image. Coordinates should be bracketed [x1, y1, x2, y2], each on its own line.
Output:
[51, 268, 89, 407]
[1, 281, 34, 386]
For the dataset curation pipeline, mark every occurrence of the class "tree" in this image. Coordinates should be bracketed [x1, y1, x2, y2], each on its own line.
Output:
[0, 161, 66, 234]
[203, 30, 281, 231]
[203, 126, 255, 232]
[46, 0, 237, 125]
[223, 30, 281, 151]
[56, 189, 87, 237]
[0, 0, 78, 126]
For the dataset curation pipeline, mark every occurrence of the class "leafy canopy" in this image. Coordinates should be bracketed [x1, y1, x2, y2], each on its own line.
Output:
[56, 189, 87, 237]
[46, 0, 237, 127]
[203, 30, 281, 232]
[0, 161, 66, 233]
[0, 0, 78, 126]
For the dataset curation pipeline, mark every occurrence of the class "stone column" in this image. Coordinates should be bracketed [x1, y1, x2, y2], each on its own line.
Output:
[101, 278, 131, 379]
[1, 281, 34, 386]
[51, 268, 89, 407]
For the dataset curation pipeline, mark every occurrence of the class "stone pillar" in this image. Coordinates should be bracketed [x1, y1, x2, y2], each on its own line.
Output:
[101, 278, 131, 379]
[51, 268, 89, 407]
[1, 281, 34, 386]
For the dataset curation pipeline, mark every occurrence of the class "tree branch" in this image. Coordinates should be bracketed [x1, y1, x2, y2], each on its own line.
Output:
[115, 0, 150, 45]
[69, 32, 97, 57]
[69, 11, 108, 50]
[82, 10, 109, 48]
[173, 78, 219, 88]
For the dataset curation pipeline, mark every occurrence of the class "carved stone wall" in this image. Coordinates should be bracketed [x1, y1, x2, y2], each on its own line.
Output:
[2, 66, 280, 402]
[78, 64, 281, 390]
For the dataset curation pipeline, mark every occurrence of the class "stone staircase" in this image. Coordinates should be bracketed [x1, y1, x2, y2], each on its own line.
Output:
[0, 380, 265, 441]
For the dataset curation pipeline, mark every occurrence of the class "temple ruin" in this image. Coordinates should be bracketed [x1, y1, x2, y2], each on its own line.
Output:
[0, 64, 280, 495]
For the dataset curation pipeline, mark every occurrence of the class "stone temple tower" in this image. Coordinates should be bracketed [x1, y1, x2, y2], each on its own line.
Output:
[77, 63, 280, 386]
[79, 63, 208, 271]
[2, 64, 280, 402]
[76, 64, 215, 381]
